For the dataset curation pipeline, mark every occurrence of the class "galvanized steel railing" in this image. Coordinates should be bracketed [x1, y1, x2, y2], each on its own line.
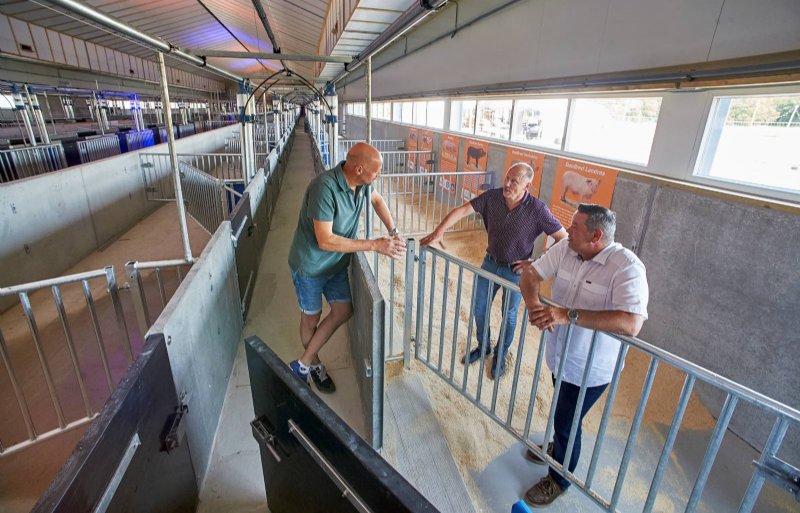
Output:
[124, 259, 192, 339]
[139, 153, 245, 201]
[339, 138, 404, 154]
[0, 143, 68, 183]
[398, 243, 800, 513]
[178, 161, 233, 234]
[76, 135, 121, 163]
[121, 129, 155, 151]
[0, 267, 131, 456]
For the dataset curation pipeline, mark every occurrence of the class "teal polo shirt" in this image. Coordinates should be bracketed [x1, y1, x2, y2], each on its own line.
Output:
[288, 162, 368, 277]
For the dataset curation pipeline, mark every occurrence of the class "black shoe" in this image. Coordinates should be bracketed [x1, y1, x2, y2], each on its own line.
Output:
[461, 347, 489, 365]
[310, 365, 336, 394]
[525, 442, 554, 465]
[489, 352, 508, 380]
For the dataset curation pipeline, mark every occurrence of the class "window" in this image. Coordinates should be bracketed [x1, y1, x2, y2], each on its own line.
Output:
[565, 97, 661, 165]
[414, 102, 427, 126]
[393, 102, 402, 122]
[695, 94, 800, 193]
[450, 100, 476, 134]
[427, 100, 444, 129]
[401, 102, 413, 124]
[510, 98, 568, 149]
[0, 94, 15, 109]
[475, 100, 512, 139]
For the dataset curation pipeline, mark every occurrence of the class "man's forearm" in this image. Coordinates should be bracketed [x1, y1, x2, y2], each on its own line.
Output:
[571, 309, 644, 337]
[371, 195, 396, 232]
[520, 267, 545, 307]
[318, 234, 375, 254]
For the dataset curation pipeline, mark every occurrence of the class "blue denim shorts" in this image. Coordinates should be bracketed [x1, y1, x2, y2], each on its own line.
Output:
[291, 269, 352, 315]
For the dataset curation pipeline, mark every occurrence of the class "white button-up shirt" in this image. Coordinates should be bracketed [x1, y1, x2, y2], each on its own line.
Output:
[532, 239, 649, 387]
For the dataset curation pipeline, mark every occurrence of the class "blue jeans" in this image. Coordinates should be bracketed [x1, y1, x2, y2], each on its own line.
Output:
[548, 375, 608, 489]
[471, 256, 522, 359]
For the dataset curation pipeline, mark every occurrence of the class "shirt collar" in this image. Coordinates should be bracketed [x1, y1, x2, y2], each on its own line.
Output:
[570, 241, 620, 264]
[333, 161, 349, 192]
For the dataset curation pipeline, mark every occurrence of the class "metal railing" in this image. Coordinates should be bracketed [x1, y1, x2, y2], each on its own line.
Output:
[225, 137, 269, 155]
[380, 150, 435, 174]
[339, 138, 404, 154]
[1, 143, 68, 183]
[178, 161, 233, 234]
[0, 267, 131, 456]
[121, 129, 155, 151]
[139, 153, 245, 201]
[76, 135, 121, 163]
[125, 259, 193, 339]
[400, 244, 800, 513]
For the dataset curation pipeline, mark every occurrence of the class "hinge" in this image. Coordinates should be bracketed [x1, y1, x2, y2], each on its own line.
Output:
[251, 415, 285, 462]
[160, 398, 189, 453]
[754, 454, 800, 501]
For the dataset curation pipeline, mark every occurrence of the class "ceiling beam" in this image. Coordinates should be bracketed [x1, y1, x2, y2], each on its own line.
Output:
[186, 49, 353, 63]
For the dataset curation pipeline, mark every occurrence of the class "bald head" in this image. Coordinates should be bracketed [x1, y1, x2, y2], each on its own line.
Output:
[343, 142, 383, 187]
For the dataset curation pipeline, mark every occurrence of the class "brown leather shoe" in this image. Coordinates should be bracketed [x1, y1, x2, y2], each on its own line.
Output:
[525, 442, 553, 465]
[523, 475, 564, 507]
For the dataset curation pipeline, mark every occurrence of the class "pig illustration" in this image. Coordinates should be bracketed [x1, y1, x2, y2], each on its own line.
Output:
[421, 134, 433, 145]
[466, 146, 487, 168]
[409, 132, 417, 141]
[561, 171, 600, 203]
[441, 140, 457, 155]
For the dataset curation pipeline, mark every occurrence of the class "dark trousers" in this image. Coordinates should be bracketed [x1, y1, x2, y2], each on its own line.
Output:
[548, 375, 608, 489]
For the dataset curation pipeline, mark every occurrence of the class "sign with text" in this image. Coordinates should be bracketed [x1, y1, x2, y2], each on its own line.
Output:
[505, 147, 545, 198]
[549, 158, 619, 230]
[407, 128, 418, 172]
[418, 129, 434, 174]
[439, 134, 460, 193]
[462, 138, 489, 172]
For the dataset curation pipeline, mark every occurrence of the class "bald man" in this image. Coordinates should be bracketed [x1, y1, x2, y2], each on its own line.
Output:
[421, 163, 567, 379]
[288, 142, 405, 392]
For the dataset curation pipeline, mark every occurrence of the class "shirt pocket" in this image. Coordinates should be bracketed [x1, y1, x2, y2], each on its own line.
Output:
[552, 268, 573, 300]
[578, 281, 609, 310]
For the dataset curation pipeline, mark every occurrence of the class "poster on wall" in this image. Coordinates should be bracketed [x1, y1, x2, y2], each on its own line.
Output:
[549, 158, 619, 230]
[505, 147, 545, 198]
[439, 134, 460, 193]
[406, 128, 418, 172]
[418, 129, 434, 174]
[460, 138, 489, 200]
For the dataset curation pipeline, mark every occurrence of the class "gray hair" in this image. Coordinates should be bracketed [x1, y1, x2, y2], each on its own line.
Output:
[508, 162, 534, 182]
[577, 204, 616, 243]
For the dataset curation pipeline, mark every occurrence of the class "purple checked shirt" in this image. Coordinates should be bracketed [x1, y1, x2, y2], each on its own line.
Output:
[470, 188, 562, 263]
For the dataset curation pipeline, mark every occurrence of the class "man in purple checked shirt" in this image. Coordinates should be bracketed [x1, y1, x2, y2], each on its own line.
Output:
[420, 163, 567, 379]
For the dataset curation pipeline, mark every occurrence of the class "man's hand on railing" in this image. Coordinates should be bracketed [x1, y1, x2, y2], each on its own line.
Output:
[373, 235, 406, 260]
[419, 228, 447, 250]
[512, 259, 533, 274]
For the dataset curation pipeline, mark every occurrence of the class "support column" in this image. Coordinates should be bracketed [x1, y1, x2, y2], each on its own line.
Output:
[273, 95, 282, 145]
[157, 51, 193, 263]
[237, 81, 256, 184]
[324, 82, 339, 165]
[365, 55, 373, 238]
[27, 89, 51, 144]
[12, 87, 37, 146]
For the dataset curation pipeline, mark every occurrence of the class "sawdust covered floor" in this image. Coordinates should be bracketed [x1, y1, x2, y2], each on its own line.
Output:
[378, 224, 793, 513]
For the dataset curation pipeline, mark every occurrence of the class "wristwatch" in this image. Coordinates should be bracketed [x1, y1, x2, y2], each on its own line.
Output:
[389, 227, 399, 236]
[567, 308, 580, 324]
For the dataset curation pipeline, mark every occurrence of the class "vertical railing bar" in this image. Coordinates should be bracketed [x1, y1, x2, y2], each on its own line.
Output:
[643, 374, 696, 513]
[609, 358, 659, 510]
[125, 262, 151, 341]
[425, 255, 437, 363]
[437, 260, 450, 371]
[461, 272, 478, 392]
[20, 291, 66, 427]
[523, 327, 549, 438]
[585, 343, 629, 488]
[506, 310, 529, 426]
[475, 278, 494, 403]
[155, 268, 167, 308]
[389, 256, 396, 357]
[542, 323, 575, 457]
[82, 280, 114, 393]
[0, 328, 37, 439]
[683, 395, 738, 513]
[52, 285, 93, 417]
[448, 267, 463, 385]
[562, 331, 601, 471]
[414, 248, 427, 361]
[736, 417, 789, 513]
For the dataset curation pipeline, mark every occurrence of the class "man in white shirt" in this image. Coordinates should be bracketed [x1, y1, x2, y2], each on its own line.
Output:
[519, 204, 649, 507]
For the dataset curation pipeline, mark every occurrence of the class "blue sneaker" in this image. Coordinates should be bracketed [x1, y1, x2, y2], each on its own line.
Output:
[289, 360, 310, 384]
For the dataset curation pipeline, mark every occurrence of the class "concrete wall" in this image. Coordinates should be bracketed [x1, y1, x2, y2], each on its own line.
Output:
[343, 117, 800, 461]
[0, 124, 237, 311]
[147, 221, 243, 487]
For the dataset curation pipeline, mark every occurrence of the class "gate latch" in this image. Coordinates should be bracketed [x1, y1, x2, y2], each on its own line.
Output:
[753, 454, 800, 501]
[251, 415, 285, 463]
[160, 401, 189, 453]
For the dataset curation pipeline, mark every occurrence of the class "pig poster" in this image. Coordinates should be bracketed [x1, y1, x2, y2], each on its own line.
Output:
[439, 134, 460, 193]
[549, 158, 618, 230]
[418, 129, 435, 174]
[463, 138, 489, 172]
[504, 146, 544, 198]
[407, 128, 418, 173]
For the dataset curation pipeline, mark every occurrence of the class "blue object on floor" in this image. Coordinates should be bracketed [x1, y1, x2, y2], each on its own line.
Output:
[511, 500, 532, 513]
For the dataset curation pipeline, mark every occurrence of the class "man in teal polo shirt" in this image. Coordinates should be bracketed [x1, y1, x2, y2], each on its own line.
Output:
[288, 142, 405, 392]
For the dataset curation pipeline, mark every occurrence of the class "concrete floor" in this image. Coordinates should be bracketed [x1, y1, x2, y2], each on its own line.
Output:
[195, 126, 366, 513]
[0, 202, 210, 513]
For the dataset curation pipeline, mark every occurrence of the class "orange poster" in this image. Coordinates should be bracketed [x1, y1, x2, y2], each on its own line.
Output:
[439, 134, 460, 192]
[407, 128, 418, 172]
[418, 129, 434, 174]
[549, 158, 619, 229]
[462, 138, 489, 172]
[505, 147, 545, 198]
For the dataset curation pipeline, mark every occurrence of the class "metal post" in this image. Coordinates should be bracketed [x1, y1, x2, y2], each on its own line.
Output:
[403, 239, 416, 369]
[26, 87, 51, 144]
[325, 82, 339, 164]
[364, 56, 373, 238]
[274, 95, 282, 145]
[13, 88, 37, 146]
[125, 261, 151, 337]
[157, 51, 193, 263]
[237, 81, 256, 184]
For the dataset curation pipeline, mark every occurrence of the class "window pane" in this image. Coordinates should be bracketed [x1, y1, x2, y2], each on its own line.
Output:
[393, 102, 401, 122]
[566, 97, 661, 164]
[450, 100, 476, 134]
[401, 102, 413, 124]
[427, 100, 444, 128]
[414, 102, 427, 126]
[510, 99, 568, 149]
[475, 100, 512, 139]
[695, 94, 800, 193]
